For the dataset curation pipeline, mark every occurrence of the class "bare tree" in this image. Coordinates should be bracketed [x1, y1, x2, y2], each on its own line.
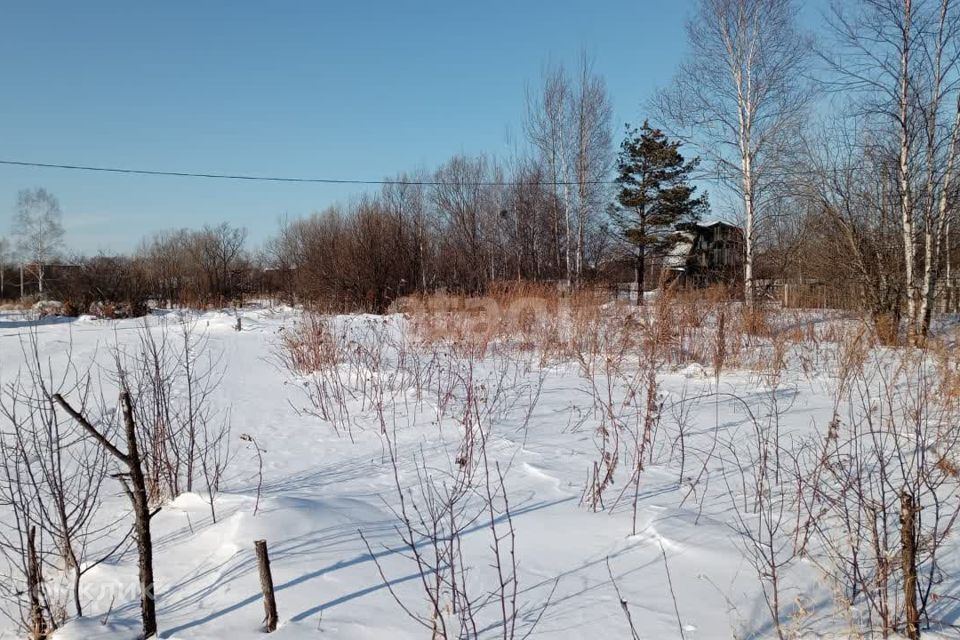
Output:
[115, 318, 232, 508]
[657, 0, 811, 306]
[796, 348, 960, 637]
[570, 54, 614, 283]
[0, 237, 9, 298]
[432, 155, 500, 291]
[823, 0, 960, 342]
[525, 59, 613, 286]
[138, 229, 192, 308]
[799, 127, 907, 340]
[382, 174, 433, 291]
[0, 332, 115, 622]
[503, 159, 554, 281]
[189, 223, 248, 306]
[526, 65, 574, 284]
[53, 388, 159, 638]
[12, 189, 65, 296]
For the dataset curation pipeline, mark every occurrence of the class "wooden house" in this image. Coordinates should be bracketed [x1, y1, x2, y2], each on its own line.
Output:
[662, 221, 745, 288]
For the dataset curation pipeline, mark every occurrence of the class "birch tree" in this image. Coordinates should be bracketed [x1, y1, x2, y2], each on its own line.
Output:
[570, 54, 614, 283]
[824, 0, 960, 342]
[526, 65, 574, 283]
[657, 0, 811, 306]
[382, 174, 431, 291]
[12, 189, 65, 295]
[525, 59, 613, 286]
[916, 0, 960, 337]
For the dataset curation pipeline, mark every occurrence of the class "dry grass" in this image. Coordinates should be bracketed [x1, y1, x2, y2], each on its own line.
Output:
[930, 339, 960, 410]
[279, 313, 339, 373]
[0, 300, 33, 312]
[279, 280, 960, 640]
[358, 282, 889, 383]
[741, 305, 774, 338]
[394, 282, 616, 362]
[395, 282, 851, 375]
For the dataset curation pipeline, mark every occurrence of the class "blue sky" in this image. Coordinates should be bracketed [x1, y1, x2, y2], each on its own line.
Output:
[0, 1, 818, 254]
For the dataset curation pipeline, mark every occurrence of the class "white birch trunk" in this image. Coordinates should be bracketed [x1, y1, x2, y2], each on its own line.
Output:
[559, 116, 572, 285]
[919, 91, 960, 334]
[737, 72, 756, 308]
[899, 0, 919, 341]
[742, 155, 755, 307]
[575, 102, 587, 286]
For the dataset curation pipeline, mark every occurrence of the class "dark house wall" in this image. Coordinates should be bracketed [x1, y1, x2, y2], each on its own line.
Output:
[599, 221, 746, 293]
[672, 222, 745, 287]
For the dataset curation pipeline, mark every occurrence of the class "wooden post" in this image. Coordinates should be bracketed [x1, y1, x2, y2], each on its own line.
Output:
[900, 491, 919, 640]
[255, 540, 278, 632]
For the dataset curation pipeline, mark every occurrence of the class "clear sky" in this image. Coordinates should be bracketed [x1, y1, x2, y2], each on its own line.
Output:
[0, 1, 815, 255]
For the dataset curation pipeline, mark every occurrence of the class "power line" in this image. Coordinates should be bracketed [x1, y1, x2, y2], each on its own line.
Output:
[0, 159, 616, 187]
[0, 157, 904, 189]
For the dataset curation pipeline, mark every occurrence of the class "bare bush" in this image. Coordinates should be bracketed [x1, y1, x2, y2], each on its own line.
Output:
[0, 332, 113, 636]
[361, 371, 550, 639]
[121, 317, 231, 508]
[798, 349, 960, 637]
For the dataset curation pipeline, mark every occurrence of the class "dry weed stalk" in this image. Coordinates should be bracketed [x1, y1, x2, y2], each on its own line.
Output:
[358, 354, 550, 638]
[797, 349, 960, 637]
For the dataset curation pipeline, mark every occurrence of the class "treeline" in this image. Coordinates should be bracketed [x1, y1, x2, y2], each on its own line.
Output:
[263, 158, 611, 312]
[9, 0, 960, 345]
[41, 157, 608, 316]
[39, 58, 618, 315]
[46, 224, 252, 316]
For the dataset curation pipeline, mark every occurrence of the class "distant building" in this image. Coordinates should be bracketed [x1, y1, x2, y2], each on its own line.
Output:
[662, 221, 745, 288]
[599, 220, 746, 300]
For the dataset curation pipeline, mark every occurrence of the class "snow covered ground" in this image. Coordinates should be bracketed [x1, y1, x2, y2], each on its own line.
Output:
[0, 304, 958, 639]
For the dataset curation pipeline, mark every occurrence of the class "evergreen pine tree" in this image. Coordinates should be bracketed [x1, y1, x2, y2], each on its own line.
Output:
[610, 121, 707, 304]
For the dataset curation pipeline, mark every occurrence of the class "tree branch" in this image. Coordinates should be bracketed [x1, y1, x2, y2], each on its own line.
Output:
[52, 393, 129, 464]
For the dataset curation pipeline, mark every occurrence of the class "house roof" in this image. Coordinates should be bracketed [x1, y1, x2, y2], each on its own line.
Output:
[680, 219, 742, 231]
[664, 231, 695, 270]
[701, 219, 731, 227]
